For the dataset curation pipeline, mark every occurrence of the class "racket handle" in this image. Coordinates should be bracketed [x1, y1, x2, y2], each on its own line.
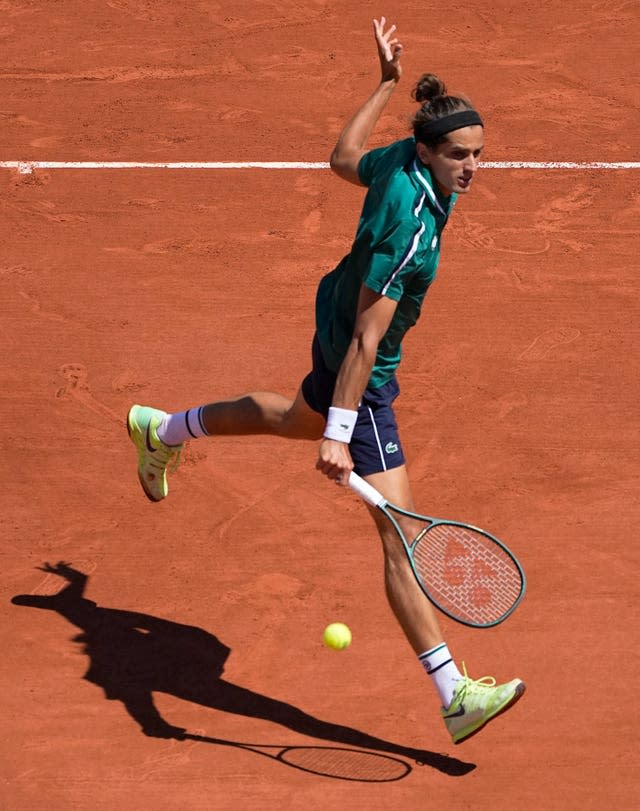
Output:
[347, 472, 387, 508]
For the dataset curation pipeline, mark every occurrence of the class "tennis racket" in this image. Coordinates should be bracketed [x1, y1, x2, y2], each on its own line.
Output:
[348, 472, 526, 628]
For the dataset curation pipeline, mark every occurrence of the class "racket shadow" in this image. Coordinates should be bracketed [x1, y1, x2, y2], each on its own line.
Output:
[10, 562, 475, 778]
[182, 733, 413, 782]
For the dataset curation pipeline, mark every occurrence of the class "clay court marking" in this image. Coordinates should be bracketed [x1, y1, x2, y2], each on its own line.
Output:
[56, 363, 121, 423]
[519, 327, 581, 360]
[1, 160, 639, 174]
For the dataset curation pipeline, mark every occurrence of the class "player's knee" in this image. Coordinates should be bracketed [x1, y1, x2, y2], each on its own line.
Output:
[278, 404, 324, 439]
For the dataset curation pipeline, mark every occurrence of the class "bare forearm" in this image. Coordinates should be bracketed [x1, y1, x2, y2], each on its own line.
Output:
[331, 336, 377, 411]
[329, 18, 403, 184]
[330, 79, 398, 171]
[316, 338, 375, 482]
[332, 287, 397, 410]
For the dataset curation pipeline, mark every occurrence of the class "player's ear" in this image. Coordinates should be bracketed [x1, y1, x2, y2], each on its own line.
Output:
[416, 141, 430, 165]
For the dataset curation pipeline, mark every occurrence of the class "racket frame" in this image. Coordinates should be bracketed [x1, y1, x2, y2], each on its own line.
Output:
[348, 472, 526, 628]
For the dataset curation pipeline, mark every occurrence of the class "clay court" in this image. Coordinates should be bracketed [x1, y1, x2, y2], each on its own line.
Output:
[2, 2, 638, 808]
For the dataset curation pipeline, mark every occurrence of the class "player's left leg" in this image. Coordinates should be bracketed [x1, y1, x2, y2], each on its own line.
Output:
[127, 387, 323, 502]
[200, 386, 324, 439]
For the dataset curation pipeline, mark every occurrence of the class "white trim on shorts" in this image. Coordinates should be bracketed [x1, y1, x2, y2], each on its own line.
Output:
[367, 405, 387, 471]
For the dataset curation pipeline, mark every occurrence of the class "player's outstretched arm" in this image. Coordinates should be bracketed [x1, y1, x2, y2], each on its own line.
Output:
[316, 287, 398, 485]
[329, 17, 403, 185]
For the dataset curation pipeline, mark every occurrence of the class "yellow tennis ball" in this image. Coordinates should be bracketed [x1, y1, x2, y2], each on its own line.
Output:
[323, 622, 352, 650]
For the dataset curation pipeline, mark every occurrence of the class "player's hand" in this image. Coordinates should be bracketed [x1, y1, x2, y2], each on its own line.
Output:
[316, 438, 354, 486]
[373, 17, 403, 83]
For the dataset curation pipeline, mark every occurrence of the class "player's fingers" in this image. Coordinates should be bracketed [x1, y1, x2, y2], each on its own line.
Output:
[325, 468, 342, 483]
[333, 456, 354, 485]
[315, 457, 338, 476]
[318, 459, 350, 483]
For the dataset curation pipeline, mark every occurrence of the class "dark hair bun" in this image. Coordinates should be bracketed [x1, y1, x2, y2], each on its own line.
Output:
[412, 73, 447, 104]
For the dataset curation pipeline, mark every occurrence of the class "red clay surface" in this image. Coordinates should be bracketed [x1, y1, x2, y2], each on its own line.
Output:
[2, 3, 638, 809]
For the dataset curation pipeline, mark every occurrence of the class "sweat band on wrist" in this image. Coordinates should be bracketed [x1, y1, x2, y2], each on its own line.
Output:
[323, 407, 358, 443]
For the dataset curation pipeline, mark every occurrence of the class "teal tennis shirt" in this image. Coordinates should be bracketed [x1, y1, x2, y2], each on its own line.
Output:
[316, 137, 457, 388]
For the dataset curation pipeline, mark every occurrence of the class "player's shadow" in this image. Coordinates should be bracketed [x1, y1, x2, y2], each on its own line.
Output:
[11, 563, 475, 777]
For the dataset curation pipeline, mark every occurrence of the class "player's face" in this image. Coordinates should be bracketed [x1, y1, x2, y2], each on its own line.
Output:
[417, 126, 484, 197]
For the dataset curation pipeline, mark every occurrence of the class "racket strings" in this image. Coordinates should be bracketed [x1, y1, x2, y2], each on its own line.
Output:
[413, 524, 523, 624]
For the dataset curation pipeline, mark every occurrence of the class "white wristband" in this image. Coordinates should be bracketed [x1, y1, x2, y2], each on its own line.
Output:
[323, 407, 358, 443]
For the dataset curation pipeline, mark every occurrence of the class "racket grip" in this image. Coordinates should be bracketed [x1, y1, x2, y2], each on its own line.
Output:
[347, 472, 387, 508]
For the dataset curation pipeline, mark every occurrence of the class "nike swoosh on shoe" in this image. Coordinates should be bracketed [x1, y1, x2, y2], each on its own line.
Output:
[443, 704, 466, 719]
[145, 422, 157, 453]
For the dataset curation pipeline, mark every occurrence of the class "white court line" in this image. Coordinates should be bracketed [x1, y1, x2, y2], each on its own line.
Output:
[0, 160, 639, 174]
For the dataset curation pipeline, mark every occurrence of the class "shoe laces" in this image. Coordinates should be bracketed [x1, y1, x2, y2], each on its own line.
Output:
[458, 662, 497, 695]
[166, 446, 181, 473]
[143, 438, 182, 472]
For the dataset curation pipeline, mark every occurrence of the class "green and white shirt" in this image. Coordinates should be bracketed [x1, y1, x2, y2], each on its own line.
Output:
[316, 137, 456, 388]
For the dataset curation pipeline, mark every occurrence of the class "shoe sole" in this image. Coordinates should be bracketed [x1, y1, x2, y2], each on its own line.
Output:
[126, 409, 165, 503]
[454, 681, 526, 745]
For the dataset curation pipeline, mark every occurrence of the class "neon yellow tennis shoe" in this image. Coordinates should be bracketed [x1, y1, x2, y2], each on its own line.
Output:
[442, 664, 525, 744]
[127, 404, 182, 502]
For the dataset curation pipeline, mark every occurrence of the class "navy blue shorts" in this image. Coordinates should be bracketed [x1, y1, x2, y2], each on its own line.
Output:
[301, 334, 406, 476]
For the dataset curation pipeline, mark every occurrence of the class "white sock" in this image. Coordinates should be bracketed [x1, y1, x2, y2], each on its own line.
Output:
[157, 407, 209, 446]
[419, 643, 463, 709]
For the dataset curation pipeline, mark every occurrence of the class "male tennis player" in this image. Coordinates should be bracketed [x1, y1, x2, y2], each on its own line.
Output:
[126, 17, 525, 745]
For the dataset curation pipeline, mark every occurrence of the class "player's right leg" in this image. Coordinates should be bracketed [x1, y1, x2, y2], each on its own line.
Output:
[363, 465, 445, 653]
[362, 464, 525, 744]
[126, 387, 323, 502]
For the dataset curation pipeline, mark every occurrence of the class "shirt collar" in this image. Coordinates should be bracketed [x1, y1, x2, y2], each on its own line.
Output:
[411, 157, 456, 217]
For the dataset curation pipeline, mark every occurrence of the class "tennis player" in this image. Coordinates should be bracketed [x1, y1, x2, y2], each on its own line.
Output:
[127, 17, 525, 745]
